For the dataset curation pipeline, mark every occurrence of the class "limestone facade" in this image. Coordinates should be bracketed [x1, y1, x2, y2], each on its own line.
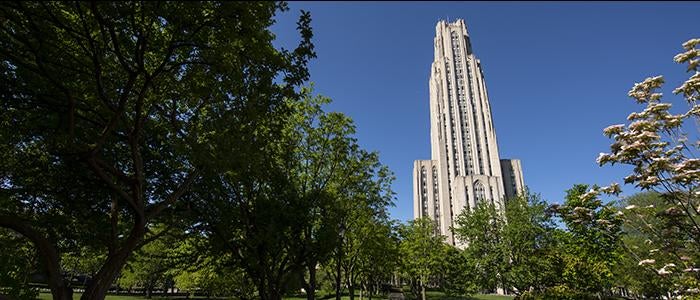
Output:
[413, 19, 525, 246]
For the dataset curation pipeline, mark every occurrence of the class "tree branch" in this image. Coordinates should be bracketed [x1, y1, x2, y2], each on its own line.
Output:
[146, 169, 200, 219]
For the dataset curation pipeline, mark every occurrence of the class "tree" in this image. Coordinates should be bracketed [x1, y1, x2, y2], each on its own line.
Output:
[399, 217, 446, 300]
[173, 259, 254, 299]
[340, 211, 395, 300]
[0, 229, 39, 300]
[613, 192, 674, 298]
[0, 2, 315, 299]
[282, 94, 379, 300]
[354, 220, 399, 300]
[553, 184, 624, 297]
[117, 225, 180, 298]
[440, 245, 476, 297]
[190, 91, 394, 300]
[597, 38, 700, 297]
[501, 192, 559, 296]
[453, 202, 507, 294]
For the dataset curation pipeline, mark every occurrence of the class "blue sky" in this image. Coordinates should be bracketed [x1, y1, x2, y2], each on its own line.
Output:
[271, 2, 699, 222]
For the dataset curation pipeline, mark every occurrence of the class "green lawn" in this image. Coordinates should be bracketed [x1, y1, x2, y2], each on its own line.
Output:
[38, 293, 148, 300]
[37, 293, 214, 300]
[403, 290, 514, 300]
[39, 292, 514, 300]
[472, 295, 514, 300]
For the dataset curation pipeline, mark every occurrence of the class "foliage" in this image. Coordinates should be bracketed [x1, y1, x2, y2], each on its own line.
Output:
[0, 2, 314, 299]
[353, 219, 400, 299]
[281, 93, 395, 300]
[453, 202, 506, 294]
[399, 217, 447, 300]
[173, 262, 254, 298]
[552, 184, 624, 297]
[597, 38, 700, 297]
[117, 225, 179, 297]
[613, 192, 675, 298]
[0, 229, 39, 300]
[440, 246, 476, 297]
[190, 90, 395, 300]
[500, 193, 559, 295]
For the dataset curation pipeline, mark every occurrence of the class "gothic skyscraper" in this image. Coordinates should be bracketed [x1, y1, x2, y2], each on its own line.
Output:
[413, 19, 525, 246]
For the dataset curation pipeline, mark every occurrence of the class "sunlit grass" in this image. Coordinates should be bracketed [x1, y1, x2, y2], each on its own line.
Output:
[38, 291, 514, 300]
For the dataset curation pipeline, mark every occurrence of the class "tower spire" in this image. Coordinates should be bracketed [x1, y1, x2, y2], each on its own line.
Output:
[413, 19, 525, 247]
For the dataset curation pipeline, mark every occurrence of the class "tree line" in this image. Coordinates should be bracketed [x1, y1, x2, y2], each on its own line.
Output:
[396, 36, 700, 300]
[1, 1, 698, 300]
[0, 2, 395, 300]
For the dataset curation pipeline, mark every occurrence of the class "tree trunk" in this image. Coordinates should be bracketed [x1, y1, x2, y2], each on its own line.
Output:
[306, 264, 317, 300]
[421, 280, 426, 300]
[257, 273, 282, 300]
[257, 278, 268, 300]
[80, 252, 130, 300]
[335, 251, 343, 300]
[0, 216, 74, 300]
[359, 283, 363, 300]
[81, 221, 145, 300]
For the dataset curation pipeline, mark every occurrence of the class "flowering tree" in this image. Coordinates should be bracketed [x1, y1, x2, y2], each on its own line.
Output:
[598, 38, 700, 297]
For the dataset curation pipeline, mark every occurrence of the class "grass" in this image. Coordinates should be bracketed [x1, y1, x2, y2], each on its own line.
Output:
[38, 293, 149, 300]
[472, 295, 514, 300]
[37, 293, 214, 300]
[38, 291, 514, 300]
[402, 290, 514, 300]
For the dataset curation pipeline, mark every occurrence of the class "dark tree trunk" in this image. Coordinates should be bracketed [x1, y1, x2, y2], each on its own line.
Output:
[81, 220, 145, 300]
[347, 273, 355, 300]
[420, 279, 426, 300]
[335, 250, 343, 300]
[256, 274, 283, 300]
[306, 264, 317, 300]
[0, 216, 74, 300]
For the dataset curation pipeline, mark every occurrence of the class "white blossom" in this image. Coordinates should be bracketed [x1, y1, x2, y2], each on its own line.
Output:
[597, 152, 612, 165]
[625, 205, 637, 210]
[580, 188, 599, 201]
[628, 76, 665, 103]
[601, 183, 622, 195]
[603, 124, 626, 137]
[638, 259, 656, 266]
[627, 112, 641, 120]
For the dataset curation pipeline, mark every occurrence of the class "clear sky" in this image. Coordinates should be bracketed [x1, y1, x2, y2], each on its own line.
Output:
[271, 2, 699, 222]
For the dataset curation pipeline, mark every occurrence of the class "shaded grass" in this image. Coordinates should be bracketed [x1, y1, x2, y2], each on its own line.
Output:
[37, 293, 211, 300]
[38, 291, 514, 300]
[38, 293, 148, 300]
[402, 290, 514, 300]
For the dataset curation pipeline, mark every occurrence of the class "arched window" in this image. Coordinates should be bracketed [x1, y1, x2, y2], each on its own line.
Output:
[474, 180, 486, 204]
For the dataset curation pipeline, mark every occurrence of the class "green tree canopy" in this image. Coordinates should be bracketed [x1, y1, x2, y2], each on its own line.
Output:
[0, 2, 314, 299]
